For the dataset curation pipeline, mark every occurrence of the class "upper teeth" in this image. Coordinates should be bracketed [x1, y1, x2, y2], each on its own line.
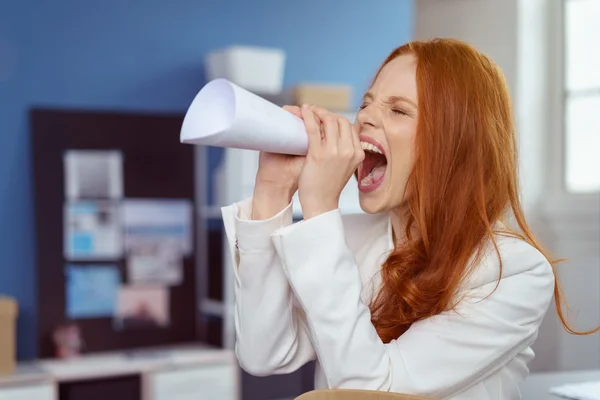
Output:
[360, 141, 383, 154]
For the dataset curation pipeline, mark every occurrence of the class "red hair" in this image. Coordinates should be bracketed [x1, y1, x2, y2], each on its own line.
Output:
[369, 38, 597, 343]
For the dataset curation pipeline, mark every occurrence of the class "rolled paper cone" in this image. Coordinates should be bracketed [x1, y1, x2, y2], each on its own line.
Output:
[180, 78, 308, 155]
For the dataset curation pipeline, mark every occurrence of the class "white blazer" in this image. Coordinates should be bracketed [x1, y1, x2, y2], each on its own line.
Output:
[221, 198, 554, 400]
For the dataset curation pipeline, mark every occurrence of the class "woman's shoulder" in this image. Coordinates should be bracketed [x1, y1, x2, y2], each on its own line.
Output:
[463, 233, 555, 290]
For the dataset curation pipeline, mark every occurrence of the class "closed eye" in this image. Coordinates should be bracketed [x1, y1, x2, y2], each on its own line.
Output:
[360, 103, 411, 117]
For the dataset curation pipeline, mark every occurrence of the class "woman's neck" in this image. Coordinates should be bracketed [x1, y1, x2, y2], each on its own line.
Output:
[389, 203, 410, 245]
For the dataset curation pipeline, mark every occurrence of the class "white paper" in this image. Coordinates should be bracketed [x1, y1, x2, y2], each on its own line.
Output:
[64, 150, 123, 199]
[64, 201, 123, 260]
[550, 381, 600, 400]
[123, 199, 193, 256]
[180, 78, 308, 155]
[127, 254, 183, 286]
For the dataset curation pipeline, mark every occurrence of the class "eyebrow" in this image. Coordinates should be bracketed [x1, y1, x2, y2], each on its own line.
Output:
[363, 92, 418, 109]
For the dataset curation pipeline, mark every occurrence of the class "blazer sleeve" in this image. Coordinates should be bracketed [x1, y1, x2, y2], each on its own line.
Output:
[221, 198, 316, 376]
[271, 209, 555, 398]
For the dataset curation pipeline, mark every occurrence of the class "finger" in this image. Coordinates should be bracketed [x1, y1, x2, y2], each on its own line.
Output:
[342, 118, 360, 151]
[311, 106, 339, 147]
[301, 105, 323, 153]
[307, 106, 324, 139]
[349, 123, 365, 164]
[283, 105, 303, 119]
[336, 115, 363, 165]
[337, 115, 354, 143]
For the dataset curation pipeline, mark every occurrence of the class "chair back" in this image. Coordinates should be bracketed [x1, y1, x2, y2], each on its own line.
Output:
[295, 389, 435, 400]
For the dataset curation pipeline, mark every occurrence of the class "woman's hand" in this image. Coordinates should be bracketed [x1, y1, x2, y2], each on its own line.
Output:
[298, 105, 364, 220]
[252, 106, 306, 220]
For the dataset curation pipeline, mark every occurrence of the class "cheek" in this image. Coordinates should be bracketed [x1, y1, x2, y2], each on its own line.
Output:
[387, 127, 416, 175]
[386, 125, 416, 197]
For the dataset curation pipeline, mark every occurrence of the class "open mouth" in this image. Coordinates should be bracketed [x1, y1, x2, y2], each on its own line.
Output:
[358, 137, 387, 193]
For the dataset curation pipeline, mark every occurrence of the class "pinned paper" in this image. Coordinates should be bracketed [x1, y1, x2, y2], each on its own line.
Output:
[180, 78, 309, 155]
[127, 254, 183, 286]
[123, 199, 192, 257]
[114, 286, 169, 330]
[65, 265, 121, 319]
[64, 150, 123, 199]
[64, 201, 123, 260]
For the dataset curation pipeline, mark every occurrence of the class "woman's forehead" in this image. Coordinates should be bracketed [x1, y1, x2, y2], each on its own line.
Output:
[370, 54, 418, 103]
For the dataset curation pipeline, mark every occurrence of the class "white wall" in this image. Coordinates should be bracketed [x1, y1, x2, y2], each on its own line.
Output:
[414, 0, 600, 372]
[414, 0, 537, 207]
[414, 0, 518, 97]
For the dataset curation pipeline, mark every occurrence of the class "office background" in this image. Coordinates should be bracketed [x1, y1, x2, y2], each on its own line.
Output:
[0, 0, 412, 359]
[0, 1, 598, 399]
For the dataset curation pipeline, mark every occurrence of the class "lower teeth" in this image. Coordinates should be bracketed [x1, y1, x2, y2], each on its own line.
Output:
[361, 171, 374, 186]
[361, 165, 386, 187]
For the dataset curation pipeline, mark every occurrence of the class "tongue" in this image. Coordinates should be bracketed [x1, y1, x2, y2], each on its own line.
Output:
[371, 165, 386, 181]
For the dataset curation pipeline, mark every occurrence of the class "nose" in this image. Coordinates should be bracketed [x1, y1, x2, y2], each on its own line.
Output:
[356, 103, 380, 130]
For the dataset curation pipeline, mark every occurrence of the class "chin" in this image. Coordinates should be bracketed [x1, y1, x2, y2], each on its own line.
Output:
[358, 193, 388, 214]
[357, 165, 391, 215]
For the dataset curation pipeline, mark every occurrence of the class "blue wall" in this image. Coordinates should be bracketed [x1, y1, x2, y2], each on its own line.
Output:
[0, 0, 413, 359]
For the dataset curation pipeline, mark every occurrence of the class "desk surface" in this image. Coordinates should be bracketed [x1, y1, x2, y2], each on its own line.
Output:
[521, 369, 600, 400]
[0, 343, 235, 386]
[0, 363, 52, 386]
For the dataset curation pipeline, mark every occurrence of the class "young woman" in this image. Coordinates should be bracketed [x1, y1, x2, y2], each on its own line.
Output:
[221, 39, 585, 400]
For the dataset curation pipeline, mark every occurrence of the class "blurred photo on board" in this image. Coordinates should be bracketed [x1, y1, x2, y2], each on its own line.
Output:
[114, 286, 169, 330]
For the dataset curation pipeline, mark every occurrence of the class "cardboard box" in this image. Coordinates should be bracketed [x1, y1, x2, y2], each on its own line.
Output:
[0, 296, 18, 375]
[296, 389, 433, 400]
[291, 84, 353, 112]
[205, 46, 286, 95]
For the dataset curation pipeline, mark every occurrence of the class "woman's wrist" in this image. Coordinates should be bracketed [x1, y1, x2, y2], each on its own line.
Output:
[301, 199, 339, 220]
[252, 183, 295, 220]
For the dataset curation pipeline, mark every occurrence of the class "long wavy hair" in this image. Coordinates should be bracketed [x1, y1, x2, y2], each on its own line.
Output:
[369, 38, 597, 343]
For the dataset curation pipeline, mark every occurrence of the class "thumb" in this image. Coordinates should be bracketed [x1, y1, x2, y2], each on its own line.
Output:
[283, 105, 303, 119]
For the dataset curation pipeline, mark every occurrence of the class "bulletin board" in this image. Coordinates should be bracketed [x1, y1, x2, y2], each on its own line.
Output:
[31, 108, 197, 358]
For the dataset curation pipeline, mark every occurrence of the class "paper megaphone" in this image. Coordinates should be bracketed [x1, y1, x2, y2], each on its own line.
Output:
[180, 78, 308, 155]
